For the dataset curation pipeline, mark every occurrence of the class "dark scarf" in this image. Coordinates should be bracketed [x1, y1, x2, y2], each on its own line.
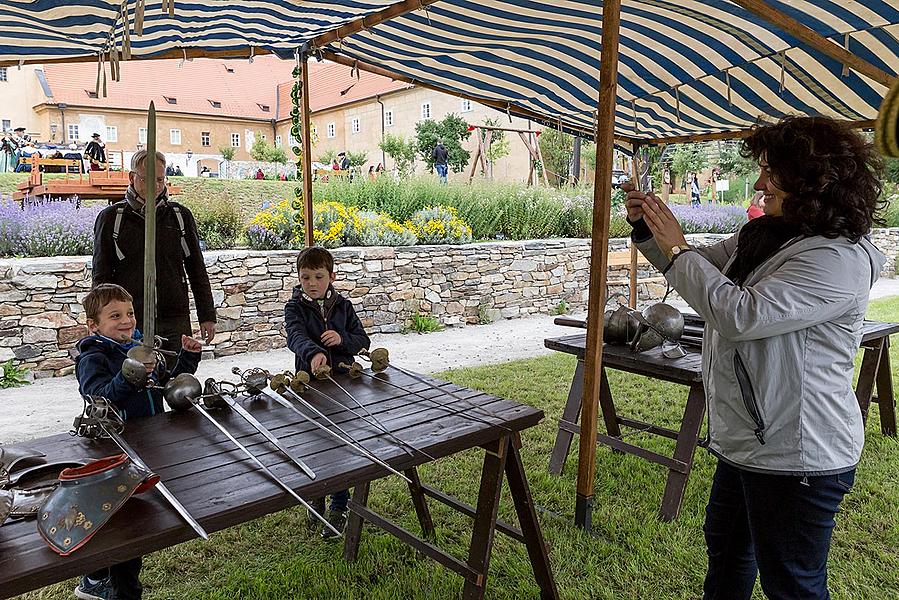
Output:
[124, 184, 169, 214]
[725, 216, 802, 286]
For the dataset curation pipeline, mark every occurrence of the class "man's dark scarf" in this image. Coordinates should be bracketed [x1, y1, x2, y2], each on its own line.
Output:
[725, 215, 802, 286]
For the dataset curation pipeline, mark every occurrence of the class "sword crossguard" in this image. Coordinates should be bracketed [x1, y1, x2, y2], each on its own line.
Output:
[359, 348, 390, 373]
[338, 362, 364, 379]
[312, 365, 331, 381]
[71, 396, 125, 440]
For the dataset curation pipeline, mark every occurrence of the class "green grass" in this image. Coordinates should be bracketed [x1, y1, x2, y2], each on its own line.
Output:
[11, 301, 899, 599]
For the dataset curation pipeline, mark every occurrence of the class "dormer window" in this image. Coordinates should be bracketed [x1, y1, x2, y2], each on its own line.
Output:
[209, 100, 222, 108]
[257, 104, 270, 112]
[85, 89, 98, 98]
[164, 96, 177, 105]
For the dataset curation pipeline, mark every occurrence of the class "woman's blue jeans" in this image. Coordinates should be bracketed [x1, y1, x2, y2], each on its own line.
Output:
[703, 459, 854, 600]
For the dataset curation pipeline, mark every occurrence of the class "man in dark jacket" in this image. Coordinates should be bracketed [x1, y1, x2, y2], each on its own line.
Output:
[284, 246, 370, 539]
[92, 150, 216, 363]
[84, 132, 107, 171]
[73, 283, 201, 600]
[432, 139, 448, 183]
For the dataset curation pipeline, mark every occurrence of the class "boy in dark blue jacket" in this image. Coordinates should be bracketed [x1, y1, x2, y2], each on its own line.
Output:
[284, 247, 370, 539]
[73, 283, 201, 599]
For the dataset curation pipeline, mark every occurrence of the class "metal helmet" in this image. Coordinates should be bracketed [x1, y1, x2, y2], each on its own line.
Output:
[603, 304, 641, 345]
[629, 302, 685, 353]
[163, 373, 202, 411]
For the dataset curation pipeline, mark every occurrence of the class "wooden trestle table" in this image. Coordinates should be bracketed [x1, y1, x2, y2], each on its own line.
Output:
[0, 368, 558, 599]
[546, 315, 898, 521]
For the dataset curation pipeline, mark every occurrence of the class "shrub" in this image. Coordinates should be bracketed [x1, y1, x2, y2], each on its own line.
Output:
[0, 197, 102, 257]
[408, 206, 473, 245]
[180, 197, 243, 250]
[313, 201, 353, 248]
[247, 199, 302, 249]
[0, 359, 29, 388]
[407, 313, 442, 333]
[246, 225, 288, 250]
[669, 203, 747, 234]
[348, 211, 417, 247]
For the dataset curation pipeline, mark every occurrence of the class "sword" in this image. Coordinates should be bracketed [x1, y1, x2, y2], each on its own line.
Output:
[250, 379, 412, 485]
[210, 389, 316, 480]
[188, 402, 339, 537]
[77, 396, 208, 540]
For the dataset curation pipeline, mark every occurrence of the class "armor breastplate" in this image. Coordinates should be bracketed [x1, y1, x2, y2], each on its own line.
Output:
[0, 484, 56, 525]
[0, 446, 46, 488]
[37, 454, 158, 556]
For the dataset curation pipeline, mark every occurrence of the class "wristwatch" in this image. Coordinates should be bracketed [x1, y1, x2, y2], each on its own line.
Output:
[668, 244, 692, 260]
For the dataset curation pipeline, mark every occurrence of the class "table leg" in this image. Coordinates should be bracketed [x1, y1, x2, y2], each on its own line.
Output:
[548, 360, 584, 475]
[659, 383, 706, 522]
[505, 434, 560, 600]
[405, 467, 435, 539]
[876, 336, 896, 436]
[343, 480, 371, 562]
[855, 341, 883, 424]
[599, 368, 621, 439]
[462, 437, 509, 600]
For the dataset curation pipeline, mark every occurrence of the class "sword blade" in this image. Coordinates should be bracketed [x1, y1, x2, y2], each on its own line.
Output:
[219, 396, 316, 480]
[190, 404, 338, 537]
[260, 386, 412, 485]
[320, 376, 437, 462]
[102, 424, 209, 540]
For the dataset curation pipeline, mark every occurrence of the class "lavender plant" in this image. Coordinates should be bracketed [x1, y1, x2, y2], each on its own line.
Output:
[669, 203, 747, 234]
[0, 196, 102, 257]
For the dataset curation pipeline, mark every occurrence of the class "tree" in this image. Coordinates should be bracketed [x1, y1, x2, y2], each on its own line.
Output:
[538, 127, 573, 187]
[265, 146, 288, 164]
[379, 133, 416, 178]
[250, 135, 269, 161]
[219, 146, 235, 161]
[346, 150, 368, 168]
[670, 143, 709, 183]
[481, 118, 510, 179]
[718, 143, 756, 178]
[319, 149, 337, 165]
[415, 114, 472, 172]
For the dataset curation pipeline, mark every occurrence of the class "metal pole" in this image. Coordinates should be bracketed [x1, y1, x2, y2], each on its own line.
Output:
[576, 0, 622, 532]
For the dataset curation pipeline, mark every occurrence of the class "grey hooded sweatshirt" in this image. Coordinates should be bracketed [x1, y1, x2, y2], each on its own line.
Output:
[637, 231, 886, 475]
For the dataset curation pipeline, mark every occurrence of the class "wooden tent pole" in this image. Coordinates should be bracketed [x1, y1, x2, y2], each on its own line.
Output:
[730, 0, 896, 88]
[535, 136, 550, 187]
[575, 0, 622, 531]
[628, 145, 641, 309]
[300, 53, 314, 247]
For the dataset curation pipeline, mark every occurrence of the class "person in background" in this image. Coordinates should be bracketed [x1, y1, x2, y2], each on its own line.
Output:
[626, 116, 887, 600]
[84, 132, 107, 171]
[432, 139, 449, 184]
[254, 168, 264, 180]
[747, 190, 766, 220]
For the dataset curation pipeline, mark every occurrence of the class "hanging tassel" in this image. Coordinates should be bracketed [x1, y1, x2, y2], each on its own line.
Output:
[506, 103, 512, 124]
[135, 0, 145, 36]
[122, 2, 131, 60]
[169, 0, 175, 18]
[95, 52, 102, 97]
[420, 1, 432, 26]
[779, 51, 786, 93]
[248, 46, 255, 64]
[675, 86, 681, 122]
[726, 69, 732, 106]
[631, 99, 638, 136]
[102, 52, 108, 97]
[842, 33, 850, 77]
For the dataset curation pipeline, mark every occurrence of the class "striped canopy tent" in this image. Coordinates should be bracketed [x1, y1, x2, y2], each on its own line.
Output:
[2, 1, 898, 144]
[3, 0, 897, 529]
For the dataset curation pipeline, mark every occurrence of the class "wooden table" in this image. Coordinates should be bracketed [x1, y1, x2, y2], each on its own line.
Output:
[546, 317, 898, 521]
[0, 369, 558, 600]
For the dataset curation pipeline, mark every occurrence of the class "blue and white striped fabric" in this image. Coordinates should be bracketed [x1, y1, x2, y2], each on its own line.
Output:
[2, 0, 897, 142]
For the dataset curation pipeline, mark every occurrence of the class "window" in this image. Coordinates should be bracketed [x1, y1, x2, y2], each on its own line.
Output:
[68, 124, 79, 141]
[201, 132, 210, 147]
[421, 102, 432, 120]
[1, 120, 10, 133]
[275, 135, 282, 147]
[208, 100, 222, 108]
[163, 96, 177, 105]
[327, 122, 336, 139]
[260, 134, 267, 141]
[257, 104, 270, 112]
[170, 129, 181, 145]
[461, 99, 472, 112]
[0, 67, 7, 82]
[105, 126, 117, 142]
[288, 133, 297, 147]
[231, 133, 240, 147]
[85, 89, 98, 99]
[138, 127, 147, 144]
[351, 117, 360, 135]
[385, 110, 394, 127]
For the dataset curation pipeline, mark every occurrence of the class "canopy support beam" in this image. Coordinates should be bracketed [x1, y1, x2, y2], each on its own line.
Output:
[731, 0, 896, 87]
[299, 50, 314, 247]
[575, 0, 622, 532]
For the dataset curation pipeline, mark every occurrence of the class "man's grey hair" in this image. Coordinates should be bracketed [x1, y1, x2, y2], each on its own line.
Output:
[131, 150, 167, 172]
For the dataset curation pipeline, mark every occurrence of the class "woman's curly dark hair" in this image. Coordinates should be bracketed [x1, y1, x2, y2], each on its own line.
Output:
[742, 116, 886, 240]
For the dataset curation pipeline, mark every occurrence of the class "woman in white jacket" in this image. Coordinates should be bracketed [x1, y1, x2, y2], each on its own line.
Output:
[626, 116, 887, 600]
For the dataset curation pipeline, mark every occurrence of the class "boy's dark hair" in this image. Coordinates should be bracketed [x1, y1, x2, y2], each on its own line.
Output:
[83, 283, 133, 321]
[296, 246, 335, 274]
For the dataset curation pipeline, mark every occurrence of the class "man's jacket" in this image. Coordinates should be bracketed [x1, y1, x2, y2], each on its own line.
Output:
[92, 196, 216, 327]
[75, 333, 201, 419]
[284, 286, 370, 375]
[432, 144, 448, 165]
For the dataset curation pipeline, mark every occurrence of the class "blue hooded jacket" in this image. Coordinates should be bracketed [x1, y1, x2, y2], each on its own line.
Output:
[284, 285, 370, 375]
[75, 332, 201, 420]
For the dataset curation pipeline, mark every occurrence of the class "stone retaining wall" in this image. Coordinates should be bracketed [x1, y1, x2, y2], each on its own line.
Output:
[1, 228, 897, 378]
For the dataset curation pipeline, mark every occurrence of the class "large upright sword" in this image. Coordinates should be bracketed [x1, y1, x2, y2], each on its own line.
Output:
[74, 396, 208, 540]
